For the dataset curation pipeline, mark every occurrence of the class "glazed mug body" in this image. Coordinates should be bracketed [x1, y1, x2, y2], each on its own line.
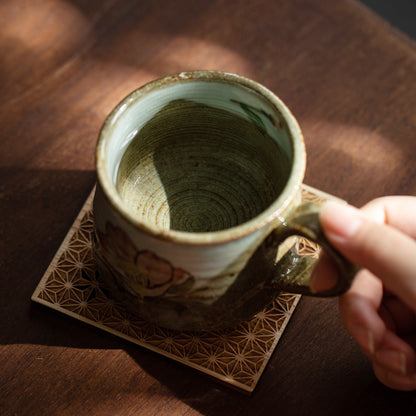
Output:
[93, 71, 355, 330]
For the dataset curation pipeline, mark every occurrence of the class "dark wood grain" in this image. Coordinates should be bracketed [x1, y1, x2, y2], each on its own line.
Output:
[1, 0, 416, 415]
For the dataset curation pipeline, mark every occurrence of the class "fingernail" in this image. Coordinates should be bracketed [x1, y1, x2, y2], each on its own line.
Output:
[375, 350, 407, 376]
[320, 202, 362, 241]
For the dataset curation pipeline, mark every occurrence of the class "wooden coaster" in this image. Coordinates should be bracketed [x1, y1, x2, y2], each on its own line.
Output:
[32, 185, 337, 393]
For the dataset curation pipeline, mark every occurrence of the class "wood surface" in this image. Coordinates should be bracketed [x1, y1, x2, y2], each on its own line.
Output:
[1, 0, 416, 415]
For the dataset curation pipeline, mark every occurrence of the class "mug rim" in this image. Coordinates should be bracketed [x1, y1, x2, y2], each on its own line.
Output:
[95, 70, 306, 245]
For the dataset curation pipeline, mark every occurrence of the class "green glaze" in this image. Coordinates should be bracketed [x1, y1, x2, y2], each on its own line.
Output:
[94, 201, 357, 331]
[116, 99, 290, 233]
[270, 202, 358, 296]
[93, 71, 357, 331]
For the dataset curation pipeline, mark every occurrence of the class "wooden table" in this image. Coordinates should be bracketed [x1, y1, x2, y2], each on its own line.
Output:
[1, 0, 416, 414]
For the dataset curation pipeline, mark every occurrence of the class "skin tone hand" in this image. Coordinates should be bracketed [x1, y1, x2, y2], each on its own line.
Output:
[311, 197, 416, 391]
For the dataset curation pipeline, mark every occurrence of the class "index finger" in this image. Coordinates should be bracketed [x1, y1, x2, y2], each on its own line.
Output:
[320, 200, 416, 311]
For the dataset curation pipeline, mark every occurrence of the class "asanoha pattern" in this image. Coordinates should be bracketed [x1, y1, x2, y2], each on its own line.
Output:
[32, 185, 336, 393]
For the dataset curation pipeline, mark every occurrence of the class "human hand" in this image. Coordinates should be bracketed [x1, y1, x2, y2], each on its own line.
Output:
[311, 196, 416, 390]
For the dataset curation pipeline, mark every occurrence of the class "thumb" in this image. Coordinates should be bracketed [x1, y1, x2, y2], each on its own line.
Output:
[320, 201, 416, 310]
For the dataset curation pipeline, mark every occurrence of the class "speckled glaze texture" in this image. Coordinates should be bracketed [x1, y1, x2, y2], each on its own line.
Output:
[93, 71, 356, 330]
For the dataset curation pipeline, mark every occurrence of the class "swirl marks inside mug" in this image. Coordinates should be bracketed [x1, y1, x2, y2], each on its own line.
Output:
[116, 99, 291, 233]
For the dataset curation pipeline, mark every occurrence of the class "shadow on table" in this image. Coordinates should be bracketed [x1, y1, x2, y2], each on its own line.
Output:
[2, 0, 416, 413]
[1, 164, 415, 414]
[1, 0, 414, 210]
[0, 167, 98, 344]
[123, 297, 416, 416]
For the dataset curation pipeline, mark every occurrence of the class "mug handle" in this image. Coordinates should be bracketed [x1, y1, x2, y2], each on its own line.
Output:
[269, 202, 359, 296]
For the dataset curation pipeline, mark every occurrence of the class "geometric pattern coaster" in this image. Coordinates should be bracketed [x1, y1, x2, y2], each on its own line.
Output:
[32, 184, 339, 393]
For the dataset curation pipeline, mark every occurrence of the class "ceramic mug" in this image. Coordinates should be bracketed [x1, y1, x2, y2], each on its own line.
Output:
[93, 71, 356, 331]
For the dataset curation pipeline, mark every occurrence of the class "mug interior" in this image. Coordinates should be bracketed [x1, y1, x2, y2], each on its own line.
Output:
[98, 72, 304, 238]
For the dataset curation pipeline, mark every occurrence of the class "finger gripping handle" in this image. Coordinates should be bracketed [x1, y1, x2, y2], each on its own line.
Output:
[271, 202, 358, 296]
